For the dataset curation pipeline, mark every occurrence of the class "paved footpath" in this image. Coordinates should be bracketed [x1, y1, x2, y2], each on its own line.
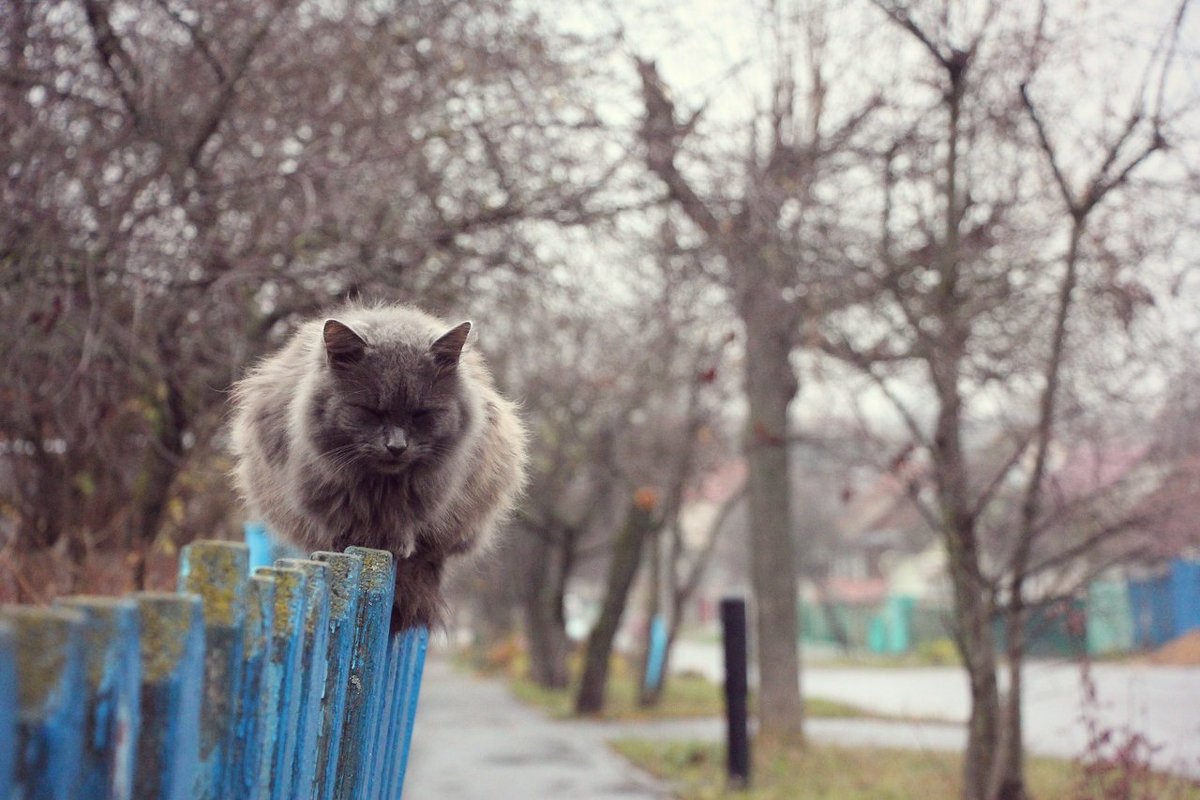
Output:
[403, 658, 673, 799]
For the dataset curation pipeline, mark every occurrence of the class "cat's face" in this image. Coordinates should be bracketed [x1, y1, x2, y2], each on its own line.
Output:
[309, 319, 471, 475]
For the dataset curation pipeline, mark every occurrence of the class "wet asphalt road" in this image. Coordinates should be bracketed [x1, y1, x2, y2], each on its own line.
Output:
[671, 640, 1200, 778]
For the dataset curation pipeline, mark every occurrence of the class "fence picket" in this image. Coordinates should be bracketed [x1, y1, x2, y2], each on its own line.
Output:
[232, 573, 277, 800]
[53, 597, 140, 800]
[180, 541, 250, 800]
[389, 627, 429, 799]
[374, 633, 404, 800]
[309, 552, 364, 800]
[0, 606, 86, 800]
[378, 628, 427, 800]
[252, 565, 308, 800]
[0, 540, 427, 800]
[275, 559, 333, 800]
[336, 546, 396, 800]
[0, 621, 14, 800]
[130, 593, 205, 800]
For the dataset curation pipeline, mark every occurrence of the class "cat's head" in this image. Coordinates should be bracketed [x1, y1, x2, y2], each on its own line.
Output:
[308, 317, 473, 475]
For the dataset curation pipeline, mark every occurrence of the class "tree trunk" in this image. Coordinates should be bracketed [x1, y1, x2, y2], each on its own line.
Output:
[931, 353, 1002, 800]
[742, 306, 804, 741]
[942, 481, 1001, 799]
[128, 380, 187, 590]
[636, 522, 664, 707]
[523, 533, 572, 690]
[940, 458, 1002, 800]
[575, 502, 655, 715]
[956, 579, 1001, 800]
[989, 600, 1028, 800]
[22, 414, 66, 551]
[641, 489, 742, 708]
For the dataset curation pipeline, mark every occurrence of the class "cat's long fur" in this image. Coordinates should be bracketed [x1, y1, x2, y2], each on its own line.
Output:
[230, 303, 528, 630]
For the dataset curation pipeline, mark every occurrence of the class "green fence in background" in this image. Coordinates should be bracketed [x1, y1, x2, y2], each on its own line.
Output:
[800, 596, 953, 655]
[802, 594, 1096, 658]
[1086, 580, 1135, 655]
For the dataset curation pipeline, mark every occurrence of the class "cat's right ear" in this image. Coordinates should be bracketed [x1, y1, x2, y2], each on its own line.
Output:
[323, 319, 367, 369]
[430, 321, 471, 370]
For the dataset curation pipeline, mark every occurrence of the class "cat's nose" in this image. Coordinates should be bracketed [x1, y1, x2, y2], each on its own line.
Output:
[385, 428, 408, 457]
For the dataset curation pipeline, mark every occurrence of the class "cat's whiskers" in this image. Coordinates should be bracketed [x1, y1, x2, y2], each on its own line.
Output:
[319, 443, 372, 472]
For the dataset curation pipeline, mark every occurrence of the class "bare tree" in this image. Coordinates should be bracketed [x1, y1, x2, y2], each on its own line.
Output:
[484, 219, 739, 703]
[1, 0, 621, 587]
[821, 2, 1197, 797]
[632, 0, 883, 738]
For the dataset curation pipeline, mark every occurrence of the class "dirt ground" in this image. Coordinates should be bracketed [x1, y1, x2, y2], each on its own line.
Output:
[1148, 629, 1200, 666]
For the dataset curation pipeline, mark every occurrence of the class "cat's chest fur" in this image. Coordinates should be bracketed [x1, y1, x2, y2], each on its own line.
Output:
[297, 456, 457, 556]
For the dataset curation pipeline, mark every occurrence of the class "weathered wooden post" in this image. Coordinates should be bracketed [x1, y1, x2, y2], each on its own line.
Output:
[276, 558, 333, 800]
[231, 572, 277, 800]
[310, 551, 364, 800]
[721, 596, 752, 789]
[337, 546, 395, 800]
[180, 541, 250, 800]
[252, 565, 308, 800]
[0, 605, 86, 800]
[55, 596, 141, 800]
[131, 592, 205, 800]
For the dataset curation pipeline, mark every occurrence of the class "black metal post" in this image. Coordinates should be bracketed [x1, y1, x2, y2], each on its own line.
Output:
[720, 596, 751, 789]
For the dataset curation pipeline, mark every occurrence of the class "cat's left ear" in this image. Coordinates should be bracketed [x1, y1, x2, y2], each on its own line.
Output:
[431, 321, 471, 369]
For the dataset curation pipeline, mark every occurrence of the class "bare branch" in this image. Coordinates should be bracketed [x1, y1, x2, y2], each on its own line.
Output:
[634, 56, 724, 240]
[966, 431, 1032, 522]
[151, 0, 227, 83]
[184, 2, 293, 169]
[80, 0, 145, 127]
[1019, 82, 1077, 213]
[869, 0, 950, 68]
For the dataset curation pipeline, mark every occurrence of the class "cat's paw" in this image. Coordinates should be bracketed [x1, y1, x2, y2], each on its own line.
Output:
[398, 534, 417, 560]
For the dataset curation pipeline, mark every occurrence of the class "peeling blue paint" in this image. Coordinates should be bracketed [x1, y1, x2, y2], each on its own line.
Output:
[54, 596, 140, 800]
[0, 541, 427, 800]
[275, 558, 332, 800]
[0, 621, 15, 799]
[309, 552, 363, 800]
[180, 541, 250, 800]
[232, 573, 276, 800]
[130, 593, 204, 800]
[0, 605, 86, 800]
[252, 565, 307, 800]
[338, 547, 396, 800]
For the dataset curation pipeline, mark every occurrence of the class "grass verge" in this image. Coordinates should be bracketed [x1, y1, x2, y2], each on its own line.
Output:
[463, 643, 945, 723]
[508, 667, 883, 722]
[613, 738, 1200, 800]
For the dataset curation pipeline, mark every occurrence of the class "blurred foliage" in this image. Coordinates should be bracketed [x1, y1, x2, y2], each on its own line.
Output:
[0, 0, 622, 576]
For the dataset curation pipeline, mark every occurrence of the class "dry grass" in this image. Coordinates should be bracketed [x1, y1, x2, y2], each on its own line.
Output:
[614, 738, 1200, 800]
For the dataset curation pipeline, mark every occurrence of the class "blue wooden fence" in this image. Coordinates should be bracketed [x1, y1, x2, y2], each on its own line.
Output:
[0, 540, 428, 800]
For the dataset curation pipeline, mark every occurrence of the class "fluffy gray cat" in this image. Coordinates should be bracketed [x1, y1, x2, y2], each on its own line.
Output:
[230, 303, 528, 631]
